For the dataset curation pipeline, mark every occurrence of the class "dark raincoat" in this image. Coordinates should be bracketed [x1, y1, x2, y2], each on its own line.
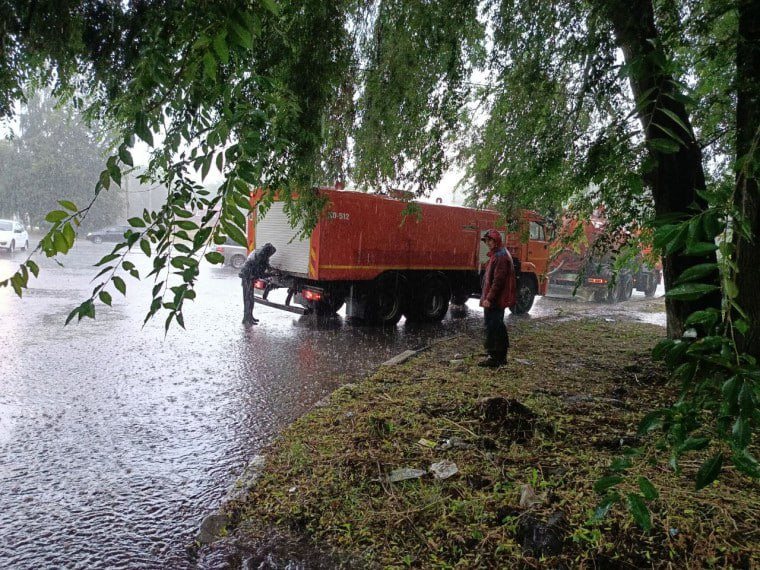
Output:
[240, 243, 277, 324]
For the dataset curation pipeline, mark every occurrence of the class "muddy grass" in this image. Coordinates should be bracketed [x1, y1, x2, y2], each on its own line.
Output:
[223, 315, 760, 569]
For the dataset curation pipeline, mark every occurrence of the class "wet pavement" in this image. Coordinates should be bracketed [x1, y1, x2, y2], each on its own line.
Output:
[0, 240, 665, 569]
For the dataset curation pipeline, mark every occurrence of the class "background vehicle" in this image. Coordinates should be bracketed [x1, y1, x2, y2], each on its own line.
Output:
[86, 225, 132, 244]
[547, 215, 661, 302]
[0, 219, 29, 254]
[214, 238, 248, 269]
[248, 187, 551, 324]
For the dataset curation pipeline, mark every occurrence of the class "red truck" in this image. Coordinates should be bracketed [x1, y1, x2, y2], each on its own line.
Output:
[547, 215, 661, 302]
[249, 187, 551, 325]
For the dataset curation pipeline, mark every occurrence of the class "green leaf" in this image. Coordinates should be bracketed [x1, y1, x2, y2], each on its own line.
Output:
[58, 200, 78, 212]
[118, 145, 134, 166]
[261, 0, 280, 15]
[626, 493, 651, 531]
[732, 449, 760, 478]
[593, 475, 623, 494]
[135, 114, 153, 146]
[675, 263, 717, 285]
[213, 32, 230, 64]
[45, 210, 69, 223]
[62, 223, 76, 248]
[695, 453, 723, 490]
[722, 376, 742, 415]
[637, 476, 659, 500]
[140, 239, 152, 257]
[99, 291, 112, 306]
[26, 260, 39, 278]
[592, 492, 620, 522]
[113, 276, 127, 296]
[99, 169, 111, 190]
[684, 242, 718, 256]
[649, 137, 680, 154]
[638, 409, 667, 435]
[176, 220, 199, 231]
[685, 308, 721, 328]
[678, 437, 709, 452]
[666, 283, 720, 301]
[733, 418, 751, 449]
[205, 251, 225, 264]
[203, 51, 217, 81]
[735, 319, 750, 335]
[661, 108, 692, 137]
[222, 221, 248, 249]
[724, 280, 739, 299]
[738, 381, 756, 417]
[128, 217, 146, 228]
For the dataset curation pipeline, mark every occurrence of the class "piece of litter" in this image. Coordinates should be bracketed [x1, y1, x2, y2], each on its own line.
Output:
[429, 460, 459, 480]
[417, 438, 437, 449]
[388, 468, 426, 483]
[513, 358, 534, 366]
[288, 486, 298, 493]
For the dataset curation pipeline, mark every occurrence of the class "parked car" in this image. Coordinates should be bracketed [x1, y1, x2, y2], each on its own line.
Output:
[215, 238, 249, 269]
[86, 225, 132, 244]
[0, 219, 29, 254]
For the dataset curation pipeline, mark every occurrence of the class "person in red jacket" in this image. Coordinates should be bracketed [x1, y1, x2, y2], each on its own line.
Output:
[479, 229, 517, 367]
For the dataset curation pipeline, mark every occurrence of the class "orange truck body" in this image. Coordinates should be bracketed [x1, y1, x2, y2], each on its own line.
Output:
[547, 216, 662, 302]
[249, 188, 551, 323]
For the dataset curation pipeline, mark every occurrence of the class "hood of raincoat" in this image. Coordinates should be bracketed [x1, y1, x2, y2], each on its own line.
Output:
[481, 229, 503, 250]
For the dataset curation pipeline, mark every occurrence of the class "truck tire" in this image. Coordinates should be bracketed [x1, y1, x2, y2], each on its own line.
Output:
[617, 276, 633, 301]
[405, 273, 450, 322]
[510, 275, 536, 314]
[644, 273, 658, 297]
[314, 296, 345, 315]
[366, 273, 406, 326]
[451, 289, 470, 305]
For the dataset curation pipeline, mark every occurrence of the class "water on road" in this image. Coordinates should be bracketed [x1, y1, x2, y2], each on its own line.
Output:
[0, 241, 664, 568]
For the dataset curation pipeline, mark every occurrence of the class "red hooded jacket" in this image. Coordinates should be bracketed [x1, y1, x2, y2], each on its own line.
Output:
[480, 230, 517, 310]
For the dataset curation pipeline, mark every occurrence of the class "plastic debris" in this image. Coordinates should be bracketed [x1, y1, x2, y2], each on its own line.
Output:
[417, 438, 437, 449]
[429, 460, 459, 480]
[388, 468, 426, 482]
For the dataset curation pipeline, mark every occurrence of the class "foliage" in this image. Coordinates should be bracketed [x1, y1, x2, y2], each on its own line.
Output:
[594, 203, 759, 528]
[0, 93, 123, 229]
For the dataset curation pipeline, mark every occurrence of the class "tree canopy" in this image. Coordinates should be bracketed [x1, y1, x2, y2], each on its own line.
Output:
[0, 92, 124, 228]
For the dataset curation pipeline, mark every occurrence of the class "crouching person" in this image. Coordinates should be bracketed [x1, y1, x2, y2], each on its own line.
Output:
[239, 242, 277, 325]
[479, 230, 517, 367]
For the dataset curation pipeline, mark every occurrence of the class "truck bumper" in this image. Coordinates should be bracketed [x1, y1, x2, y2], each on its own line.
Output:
[254, 284, 311, 315]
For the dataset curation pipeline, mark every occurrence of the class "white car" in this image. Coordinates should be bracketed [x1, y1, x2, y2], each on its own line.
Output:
[0, 219, 29, 254]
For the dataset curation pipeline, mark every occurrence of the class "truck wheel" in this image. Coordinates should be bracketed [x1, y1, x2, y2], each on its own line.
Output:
[366, 274, 406, 326]
[617, 277, 633, 301]
[644, 274, 658, 297]
[405, 273, 450, 322]
[510, 276, 536, 314]
[314, 297, 345, 315]
[451, 290, 470, 305]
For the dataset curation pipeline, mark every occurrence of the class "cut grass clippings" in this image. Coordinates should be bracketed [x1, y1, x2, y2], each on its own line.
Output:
[232, 317, 760, 568]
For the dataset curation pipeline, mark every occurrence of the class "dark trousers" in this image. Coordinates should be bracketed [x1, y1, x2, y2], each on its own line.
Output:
[242, 279, 256, 323]
[483, 307, 509, 361]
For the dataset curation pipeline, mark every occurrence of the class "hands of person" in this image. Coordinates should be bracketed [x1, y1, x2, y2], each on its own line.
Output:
[482, 299, 492, 308]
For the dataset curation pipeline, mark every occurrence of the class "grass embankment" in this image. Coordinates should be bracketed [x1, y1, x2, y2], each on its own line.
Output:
[234, 317, 760, 568]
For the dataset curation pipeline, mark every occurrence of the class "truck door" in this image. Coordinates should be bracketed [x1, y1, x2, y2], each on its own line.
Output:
[526, 220, 550, 276]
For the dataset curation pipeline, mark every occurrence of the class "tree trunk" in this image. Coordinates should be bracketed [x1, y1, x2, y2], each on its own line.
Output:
[594, 0, 721, 338]
[735, 0, 760, 360]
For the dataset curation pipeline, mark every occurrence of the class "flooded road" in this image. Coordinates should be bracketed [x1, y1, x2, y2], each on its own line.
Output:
[0, 241, 665, 569]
